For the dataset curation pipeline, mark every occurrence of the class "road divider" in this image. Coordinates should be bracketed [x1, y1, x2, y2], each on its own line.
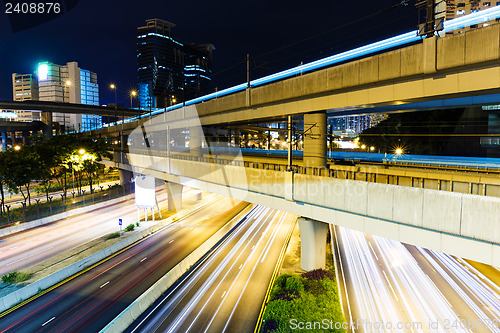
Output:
[0, 196, 219, 314]
[99, 205, 254, 333]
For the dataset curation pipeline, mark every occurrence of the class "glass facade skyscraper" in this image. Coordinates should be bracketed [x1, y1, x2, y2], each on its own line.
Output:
[137, 19, 213, 108]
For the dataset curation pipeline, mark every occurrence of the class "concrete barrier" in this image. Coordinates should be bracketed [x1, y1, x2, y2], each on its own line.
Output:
[0, 197, 216, 313]
[99, 205, 252, 333]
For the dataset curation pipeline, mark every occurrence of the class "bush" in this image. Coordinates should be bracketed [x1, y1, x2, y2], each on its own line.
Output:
[2, 271, 31, 284]
[105, 232, 120, 240]
[271, 289, 300, 301]
[302, 268, 334, 281]
[285, 274, 304, 292]
[136, 222, 139, 227]
[125, 223, 135, 232]
[261, 271, 345, 333]
[262, 319, 278, 333]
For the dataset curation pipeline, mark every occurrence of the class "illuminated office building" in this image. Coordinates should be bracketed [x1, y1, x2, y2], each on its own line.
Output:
[12, 73, 38, 102]
[330, 115, 372, 134]
[11, 73, 41, 122]
[137, 18, 214, 108]
[37, 61, 100, 132]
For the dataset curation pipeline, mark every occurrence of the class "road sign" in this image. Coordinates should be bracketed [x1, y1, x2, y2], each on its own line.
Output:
[119, 218, 123, 226]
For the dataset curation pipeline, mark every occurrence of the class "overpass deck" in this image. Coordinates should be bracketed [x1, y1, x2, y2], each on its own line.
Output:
[118, 149, 500, 198]
[104, 149, 500, 266]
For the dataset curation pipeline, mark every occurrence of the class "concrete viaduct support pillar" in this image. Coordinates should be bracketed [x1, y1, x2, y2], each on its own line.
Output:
[10, 132, 16, 147]
[118, 169, 133, 188]
[303, 111, 327, 168]
[166, 181, 183, 211]
[298, 217, 328, 271]
[234, 130, 240, 147]
[190, 126, 203, 158]
[41, 111, 53, 138]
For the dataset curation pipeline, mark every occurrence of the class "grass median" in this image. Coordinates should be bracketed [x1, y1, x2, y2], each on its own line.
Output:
[261, 268, 346, 333]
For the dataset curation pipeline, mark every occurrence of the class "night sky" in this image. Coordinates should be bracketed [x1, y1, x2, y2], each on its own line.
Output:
[0, 0, 417, 105]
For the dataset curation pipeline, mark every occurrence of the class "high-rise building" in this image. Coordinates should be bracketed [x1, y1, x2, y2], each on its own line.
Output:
[137, 19, 214, 108]
[441, 0, 500, 33]
[11, 73, 41, 122]
[330, 115, 372, 134]
[37, 61, 100, 132]
[12, 73, 39, 101]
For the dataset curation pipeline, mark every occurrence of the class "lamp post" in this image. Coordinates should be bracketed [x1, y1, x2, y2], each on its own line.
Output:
[62, 81, 71, 133]
[110, 84, 117, 121]
[130, 90, 137, 109]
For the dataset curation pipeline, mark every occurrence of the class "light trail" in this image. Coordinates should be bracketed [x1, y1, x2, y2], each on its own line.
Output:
[131, 207, 296, 333]
[336, 226, 500, 332]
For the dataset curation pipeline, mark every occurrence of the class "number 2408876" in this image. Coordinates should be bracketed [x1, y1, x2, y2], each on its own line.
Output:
[5, 2, 61, 14]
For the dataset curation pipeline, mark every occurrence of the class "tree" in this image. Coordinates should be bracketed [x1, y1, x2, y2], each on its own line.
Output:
[3, 146, 37, 205]
[32, 142, 60, 201]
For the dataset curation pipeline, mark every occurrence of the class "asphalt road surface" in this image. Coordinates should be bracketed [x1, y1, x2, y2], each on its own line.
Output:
[0, 187, 204, 276]
[0, 196, 246, 332]
[128, 205, 296, 333]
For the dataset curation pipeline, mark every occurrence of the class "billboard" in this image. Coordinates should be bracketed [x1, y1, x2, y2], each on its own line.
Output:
[135, 175, 156, 208]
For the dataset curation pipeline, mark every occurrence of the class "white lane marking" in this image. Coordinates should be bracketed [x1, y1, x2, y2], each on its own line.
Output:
[221, 291, 226, 298]
[42, 317, 56, 326]
[169, 239, 174, 244]
[238, 264, 243, 270]
[382, 270, 399, 302]
[128, 206, 258, 333]
[221, 212, 289, 333]
[170, 207, 270, 333]
[260, 213, 286, 263]
[100, 281, 110, 288]
[140, 257, 147, 262]
[368, 242, 379, 261]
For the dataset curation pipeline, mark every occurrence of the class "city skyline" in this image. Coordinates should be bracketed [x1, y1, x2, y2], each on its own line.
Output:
[0, 0, 417, 105]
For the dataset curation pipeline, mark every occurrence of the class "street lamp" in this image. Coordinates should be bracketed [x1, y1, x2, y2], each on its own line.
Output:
[130, 90, 137, 108]
[110, 84, 117, 120]
[395, 148, 403, 155]
[13, 145, 20, 151]
[79, 148, 85, 155]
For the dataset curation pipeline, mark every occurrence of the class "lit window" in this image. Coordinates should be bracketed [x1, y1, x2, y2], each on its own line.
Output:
[457, 9, 466, 14]
[484, 2, 491, 6]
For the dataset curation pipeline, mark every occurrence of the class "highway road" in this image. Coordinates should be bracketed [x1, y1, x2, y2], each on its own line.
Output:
[128, 206, 296, 333]
[0, 187, 204, 276]
[0, 195, 247, 332]
[334, 226, 500, 333]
